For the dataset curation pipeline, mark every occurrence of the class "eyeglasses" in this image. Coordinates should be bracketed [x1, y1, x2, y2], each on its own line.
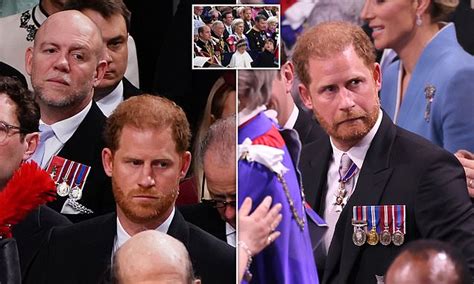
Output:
[202, 198, 236, 209]
[0, 121, 24, 144]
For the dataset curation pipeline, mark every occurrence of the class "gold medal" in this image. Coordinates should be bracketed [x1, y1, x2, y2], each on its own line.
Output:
[367, 227, 379, 245]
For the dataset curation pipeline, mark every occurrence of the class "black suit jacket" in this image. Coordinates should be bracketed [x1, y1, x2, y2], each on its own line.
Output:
[293, 106, 327, 146]
[122, 77, 143, 100]
[47, 102, 115, 223]
[179, 202, 227, 243]
[300, 112, 474, 283]
[12, 206, 71, 280]
[243, 20, 254, 34]
[257, 9, 276, 19]
[32, 210, 235, 284]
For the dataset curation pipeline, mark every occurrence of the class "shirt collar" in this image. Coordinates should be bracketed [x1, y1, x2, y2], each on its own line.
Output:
[330, 109, 383, 170]
[115, 207, 176, 250]
[283, 103, 299, 129]
[225, 222, 236, 247]
[41, 100, 92, 144]
[34, 4, 48, 26]
[95, 81, 124, 117]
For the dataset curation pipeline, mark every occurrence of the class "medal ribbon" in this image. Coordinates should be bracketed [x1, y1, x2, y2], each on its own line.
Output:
[74, 164, 87, 188]
[338, 162, 358, 183]
[68, 162, 80, 186]
[367, 206, 373, 230]
[396, 205, 402, 232]
[62, 160, 74, 183]
[401, 205, 406, 234]
[56, 159, 70, 184]
[373, 206, 380, 233]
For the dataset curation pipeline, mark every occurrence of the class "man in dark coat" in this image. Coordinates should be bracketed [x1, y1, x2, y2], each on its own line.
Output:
[29, 95, 235, 284]
[293, 21, 474, 283]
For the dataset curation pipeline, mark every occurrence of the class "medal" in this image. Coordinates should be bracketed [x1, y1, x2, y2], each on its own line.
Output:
[379, 205, 391, 246]
[334, 157, 358, 212]
[352, 206, 367, 246]
[55, 160, 73, 197]
[366, 206, 379, 245]
[69, 164, 90, 201]
[424, 84, 436, 122]
[391, 205, 406, 246]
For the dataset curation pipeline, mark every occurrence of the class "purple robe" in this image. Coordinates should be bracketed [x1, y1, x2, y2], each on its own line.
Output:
[239, 112, 319, 284]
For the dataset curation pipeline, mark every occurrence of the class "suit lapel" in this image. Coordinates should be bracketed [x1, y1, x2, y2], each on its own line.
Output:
[167, 210, 190, 247]
[300, 137, 332, 214]
[324, 113, 397, 283]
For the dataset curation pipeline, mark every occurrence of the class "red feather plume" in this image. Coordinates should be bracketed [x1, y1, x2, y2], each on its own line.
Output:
[0, 161, 57, 238]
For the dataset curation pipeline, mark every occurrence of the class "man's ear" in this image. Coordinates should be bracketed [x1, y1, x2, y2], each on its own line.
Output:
[22, 132, 39, 161]
[179, 151, 192, 180]
[298, 83, 313, 110]
[102, 148, 114, 177]
[25, 47, 34, 76]
[283, 61, 295, 94]
[373, 62, 382, 92]
[93, 60, 108, 88]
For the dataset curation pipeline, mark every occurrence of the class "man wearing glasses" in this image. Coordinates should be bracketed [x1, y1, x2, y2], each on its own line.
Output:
[0, 76, 70, 280]
[180, 117, 236, 246]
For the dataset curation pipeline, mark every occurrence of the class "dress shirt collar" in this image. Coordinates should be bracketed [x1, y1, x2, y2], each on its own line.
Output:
[41, 100, 92, 144]
[225, 222, 236, 247]
[34, 4, 48, 26]
[96, 80, 124, 117]
[283, 103, 299, 129]
[329, 109, 383, 170]
[114, 207, 176, 253]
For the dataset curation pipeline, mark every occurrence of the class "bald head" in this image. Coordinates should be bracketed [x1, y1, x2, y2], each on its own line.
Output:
[35, 10, 104, 59]
[386, 240, 471, 284]
[26, 10, 107, 124]
[114, 230, 197, 284]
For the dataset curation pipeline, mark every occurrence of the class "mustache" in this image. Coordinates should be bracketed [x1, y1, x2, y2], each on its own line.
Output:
[334, 111, 366, 125]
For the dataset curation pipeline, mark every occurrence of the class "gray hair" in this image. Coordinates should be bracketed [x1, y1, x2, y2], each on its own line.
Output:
[238, 70, 278, 110]
[200, 116, 236, 166]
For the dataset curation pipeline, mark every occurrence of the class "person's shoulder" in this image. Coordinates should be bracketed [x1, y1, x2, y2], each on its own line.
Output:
[37, 206, 71, 227]
[187, 221, 233, 255]
[50, 212, 114, 240]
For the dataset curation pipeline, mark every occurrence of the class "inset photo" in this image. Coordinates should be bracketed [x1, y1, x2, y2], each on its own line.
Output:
[192, 5, 280, 69]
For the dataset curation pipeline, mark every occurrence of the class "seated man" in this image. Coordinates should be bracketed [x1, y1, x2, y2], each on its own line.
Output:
[113, 230, 200, 284]
[0, 76, 70, 280]
[180, 117, 236, 246]
[30, 95, 235, 284]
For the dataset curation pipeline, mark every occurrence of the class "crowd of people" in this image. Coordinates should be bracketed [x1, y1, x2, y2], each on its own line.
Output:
[193, 5, 279, 69]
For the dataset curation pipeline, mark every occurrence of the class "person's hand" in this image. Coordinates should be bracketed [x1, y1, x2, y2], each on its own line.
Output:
[238, 196, 282, 255]
[454, 149, 474, 198]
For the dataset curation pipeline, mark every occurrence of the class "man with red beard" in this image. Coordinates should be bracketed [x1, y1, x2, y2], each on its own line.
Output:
[293, 21, 474, 283]
[29, 95, 235, 284]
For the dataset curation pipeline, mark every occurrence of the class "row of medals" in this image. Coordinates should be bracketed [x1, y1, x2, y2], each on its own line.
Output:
[352, 222, 404, 247]
[51, 166, 83, 200]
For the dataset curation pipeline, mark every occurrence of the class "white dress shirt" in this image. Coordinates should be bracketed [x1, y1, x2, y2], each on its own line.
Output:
[225, 222, 236, 247]
[96, 80, 124, 117]
[322, 110, 383, 254]
[38, 101, 92, 169]
[112, 207, 176, 257]
[282, 103, 299, 129]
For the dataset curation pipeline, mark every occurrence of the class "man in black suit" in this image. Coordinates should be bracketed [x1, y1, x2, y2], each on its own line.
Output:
[30, 95, 235, 284]
[267, 46, 325, 145]
[180, 117, 236, 246]
[222, 10, 234, 42]
[26, 10, 114, 222]
[0, 76, 71, 280]
[64, 0, 143, 117]
[292, 21, 474, 283]
[242, 7, 254, 34]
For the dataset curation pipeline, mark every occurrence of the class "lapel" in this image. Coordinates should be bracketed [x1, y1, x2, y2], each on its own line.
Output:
[122, 77, 142, 100]
[58, 101, 106, 164]
[300, 136, 332, 214]
[167, 210, 190, 248]
[323, 113, 396, 283]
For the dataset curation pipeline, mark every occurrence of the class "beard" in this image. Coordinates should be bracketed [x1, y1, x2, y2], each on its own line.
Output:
[315, 103, 379, 146]
[33, 76, 91, 108]
[113, 179, 179, 224]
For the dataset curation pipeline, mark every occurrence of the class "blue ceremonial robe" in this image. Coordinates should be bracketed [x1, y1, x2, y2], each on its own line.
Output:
[380, 23, 474, 153]
[239, 112, 319, 284]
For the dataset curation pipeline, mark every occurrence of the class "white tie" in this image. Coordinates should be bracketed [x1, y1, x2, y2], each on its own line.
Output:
[30, 124, 55, 168]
